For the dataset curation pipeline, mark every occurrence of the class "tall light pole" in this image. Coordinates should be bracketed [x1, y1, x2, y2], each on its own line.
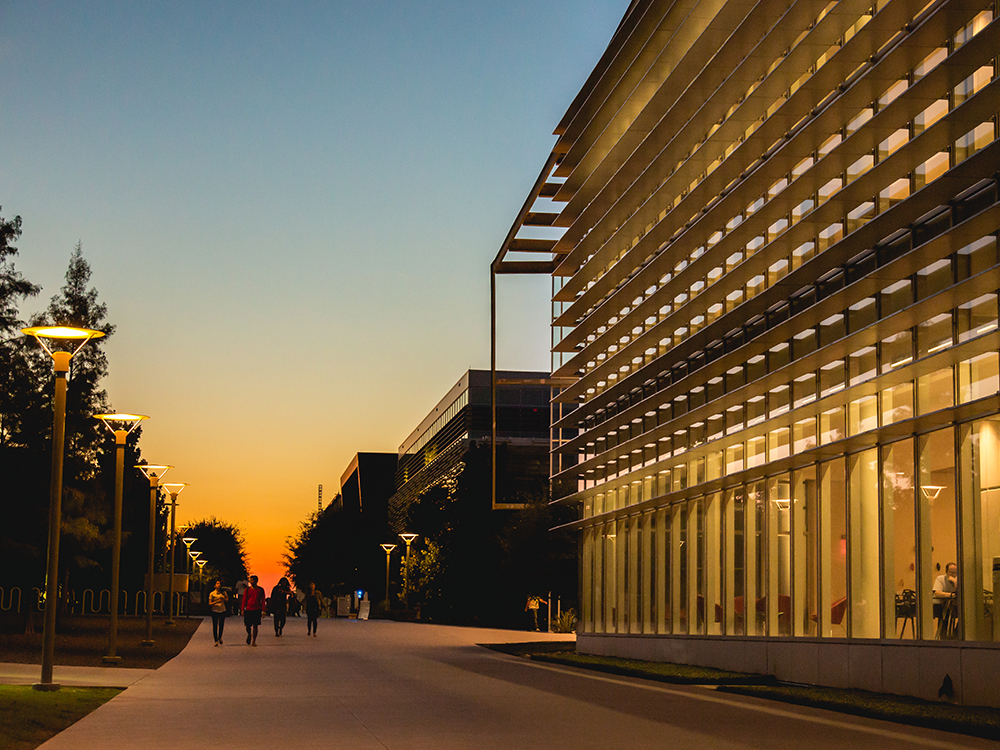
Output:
[380, 544, 396, 613]
[136, 463, 171, 645]
[399, 533, 418, 610]
[195, 558, 206, 586]
[181, 537, 197, 617]
[94, 413, 147, 666]
[23, 325, 105, 691]
[160, 483, 186, 625]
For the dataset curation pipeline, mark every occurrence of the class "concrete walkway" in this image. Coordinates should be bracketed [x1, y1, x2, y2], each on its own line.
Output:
[32, 618, 997, 749]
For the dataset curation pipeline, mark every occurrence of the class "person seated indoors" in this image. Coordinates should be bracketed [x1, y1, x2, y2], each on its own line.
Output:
[932, 562, 958, 638]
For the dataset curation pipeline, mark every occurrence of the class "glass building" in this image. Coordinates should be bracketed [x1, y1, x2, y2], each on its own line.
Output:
[494, 0, 1000, 705]
[387, 370, 551, 529]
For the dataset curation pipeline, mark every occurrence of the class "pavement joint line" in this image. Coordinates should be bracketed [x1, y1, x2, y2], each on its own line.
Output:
[507, 656, 977, 750]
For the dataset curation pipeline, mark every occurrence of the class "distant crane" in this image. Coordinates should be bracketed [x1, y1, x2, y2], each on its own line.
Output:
[318, 484, 323, 514]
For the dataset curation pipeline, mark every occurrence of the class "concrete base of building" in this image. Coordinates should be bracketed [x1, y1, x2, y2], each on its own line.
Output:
[577, 633, 1000, 708]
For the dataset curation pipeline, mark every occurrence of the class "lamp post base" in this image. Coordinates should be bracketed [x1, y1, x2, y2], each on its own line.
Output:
[101, 656, 122, 666]
[164, 619, 175, 627]
[140, 640, 155, 647]
[32, 683, 61, 692]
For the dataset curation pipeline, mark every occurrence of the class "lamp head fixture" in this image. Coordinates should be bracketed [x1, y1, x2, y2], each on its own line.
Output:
[22, 325, 105, 359]
[95, 413, 148, 439]
[136, 463, 172, 481]
[399, 533, 418, 544]
[195, 559, 207, 569]
[380, 543, 397, 554]
[161, 482, 187, 497]
[181, 536, 197, 549]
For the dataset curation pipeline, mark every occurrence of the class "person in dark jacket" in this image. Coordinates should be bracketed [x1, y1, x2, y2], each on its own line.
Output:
[305, 582, 325, 636]
[270, 577, 290, 636]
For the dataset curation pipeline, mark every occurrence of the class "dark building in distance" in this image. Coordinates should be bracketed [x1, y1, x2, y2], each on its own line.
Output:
[387, 369, 551, 530]
[495, 0, 1000, 706]
[332, 452, 398, 603]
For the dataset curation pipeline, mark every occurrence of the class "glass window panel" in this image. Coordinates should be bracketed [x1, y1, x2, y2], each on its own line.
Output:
[957, 236, 997, 280]
[820, 359, 845, 396]
[881, 330, 913, 373]
[793, 417, 816, 453]
[917, 312, 953, 358]
[919, 429, 958, 640]
[849, 449, 881, 638]
[821, 406, 846, 444]
[957, 293, 998, 341]
[849, 346, 876, 385]
[881, 279, 912, 317]
[849, 395, 878, 435]
[848, 297, 876, 331]
[959, 352, 1000, 403]
[820, 458, 848, 637]
[918, 366, 954, 415]
[969, 418, 1000, 642]
[769, 427, 790, 462]
[883, 439, 917, 639]
[766, 475, 791, 636]
[882, 382, 913, 426]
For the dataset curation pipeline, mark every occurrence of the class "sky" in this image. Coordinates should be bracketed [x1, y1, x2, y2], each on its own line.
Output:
[1, 1, 630, 592]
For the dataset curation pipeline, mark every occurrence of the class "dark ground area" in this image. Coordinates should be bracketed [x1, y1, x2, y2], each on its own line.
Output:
[486, 641, 1000, 741]
[0, 614, 201, 670]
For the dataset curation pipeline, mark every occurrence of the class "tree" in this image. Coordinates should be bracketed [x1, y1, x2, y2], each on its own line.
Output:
[283, 497, 358, 595]
[0, 207, 42, 447]
[181, 517, 249, 587]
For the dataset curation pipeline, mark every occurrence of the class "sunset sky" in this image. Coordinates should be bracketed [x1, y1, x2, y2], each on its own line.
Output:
[1, 2, 629, 591]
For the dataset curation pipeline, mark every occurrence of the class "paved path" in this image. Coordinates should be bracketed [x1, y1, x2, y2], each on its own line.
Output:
[35, 618, 997, 749]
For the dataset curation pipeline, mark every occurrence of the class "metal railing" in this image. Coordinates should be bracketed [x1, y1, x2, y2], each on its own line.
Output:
[0, 586, 186, 616]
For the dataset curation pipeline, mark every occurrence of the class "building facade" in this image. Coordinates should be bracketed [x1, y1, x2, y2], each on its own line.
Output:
[497, 0, 1000, 705]
[387, 370, 550, 529]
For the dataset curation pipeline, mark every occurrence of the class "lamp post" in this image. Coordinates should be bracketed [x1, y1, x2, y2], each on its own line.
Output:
[182, 537, 197, 617]
[136, 463, 171, 645]
[380, 544, 396, 613]
[160, 483, 186, 625]
[399, 533, 418, 610]
[94, 413, 148, 665]
[23, 325, 105, 691]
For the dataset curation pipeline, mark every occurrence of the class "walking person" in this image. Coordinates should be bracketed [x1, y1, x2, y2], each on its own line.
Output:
[270, 577, 290, 636]
[208, 579, 229, 646]
[241, 575, 266, 647]
[305, 582, 325, 636]
[525, 594, 548, 631]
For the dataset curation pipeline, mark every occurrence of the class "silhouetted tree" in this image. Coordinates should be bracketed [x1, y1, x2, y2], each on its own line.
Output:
[283, 496, 358, 595]
[182, 517, 249, 588]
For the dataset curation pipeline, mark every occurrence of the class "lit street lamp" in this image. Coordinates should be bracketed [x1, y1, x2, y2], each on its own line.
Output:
[380, 543, 396, 613]
[399, 533, 418, 610]
[160, 483, 187, 625]
[181, 537, 197, 617]
[136, 463, 171, 645]
[195, 558, 206, 586]
[94, 413, 147, 665]
[23, 325, 105, 691]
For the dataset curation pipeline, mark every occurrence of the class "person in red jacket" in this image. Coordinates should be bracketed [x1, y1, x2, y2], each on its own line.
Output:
[241, 575, 266, 647]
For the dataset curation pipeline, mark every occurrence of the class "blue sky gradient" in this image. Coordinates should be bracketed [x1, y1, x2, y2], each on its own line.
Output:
[1, 1, 629, 586]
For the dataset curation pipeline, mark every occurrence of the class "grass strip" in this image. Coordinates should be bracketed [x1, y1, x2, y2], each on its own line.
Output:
[487, 642, 1000, 740]
[0, 685, 121, 750]
[718, 684, 1000, 741]
[484, 642, 773, 685]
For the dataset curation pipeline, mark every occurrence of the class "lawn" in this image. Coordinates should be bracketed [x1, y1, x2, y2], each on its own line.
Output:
[0, 685, 120, 750]
[0, 614, 200, 748]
